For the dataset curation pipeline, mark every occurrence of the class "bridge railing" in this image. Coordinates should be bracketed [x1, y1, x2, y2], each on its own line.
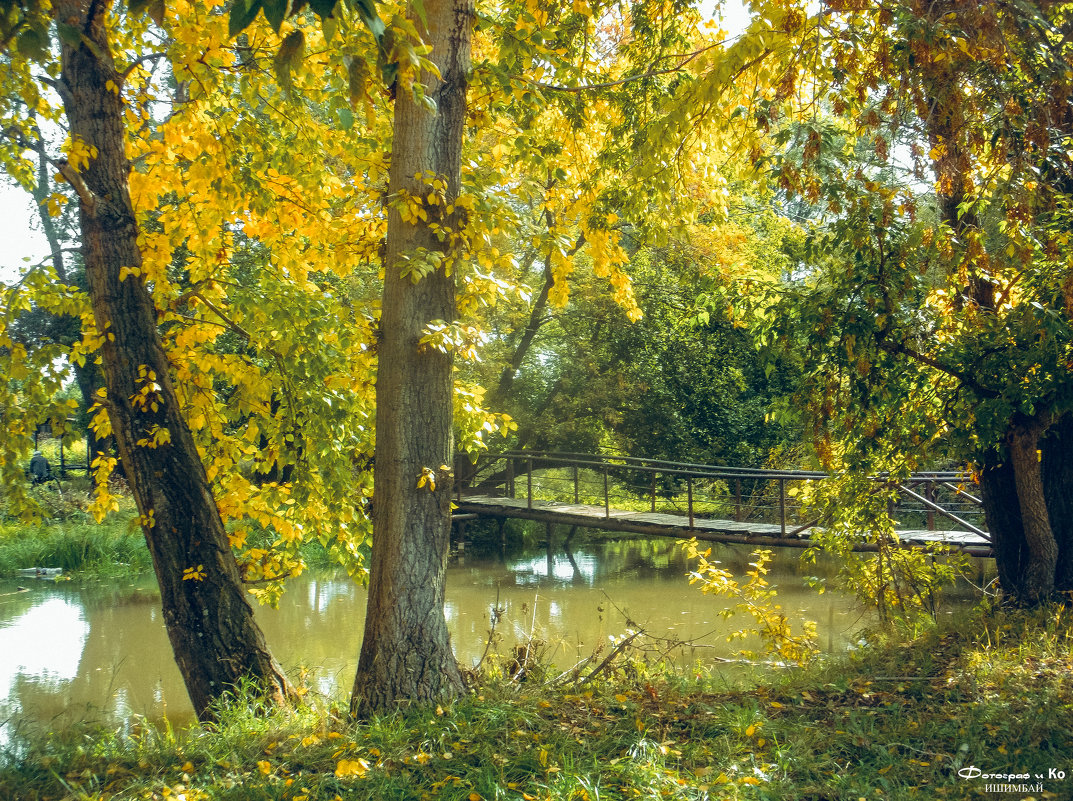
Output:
[461, 450, 988, 540]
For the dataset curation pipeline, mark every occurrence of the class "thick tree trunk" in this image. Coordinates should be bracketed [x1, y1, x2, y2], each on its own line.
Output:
[55, 0, 293, 720]
[979, 454, 1026, 595]
[1007, 422, 1058, 603]
[1041, 414, 1073, 591]
[979, 416, 1073, 603]
[350, 0, 472, 716]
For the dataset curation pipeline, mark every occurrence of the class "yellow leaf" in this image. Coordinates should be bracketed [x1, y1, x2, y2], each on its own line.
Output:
[335, 758, 369, 778]
[181, 761, 194, 773]
[257, 760, 271, 775]
[745, 724, 756, 737]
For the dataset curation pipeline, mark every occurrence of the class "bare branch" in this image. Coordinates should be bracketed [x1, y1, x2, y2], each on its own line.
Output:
[121, 51, 168, 82]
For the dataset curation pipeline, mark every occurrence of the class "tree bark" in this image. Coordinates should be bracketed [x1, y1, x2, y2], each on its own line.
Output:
[979, 454, 1026, 595]
[55, 0, 293, 720]
[1041, 414, 1073, 592]
[350, 0, 471, 716]
[1006, 421, 1058, 603]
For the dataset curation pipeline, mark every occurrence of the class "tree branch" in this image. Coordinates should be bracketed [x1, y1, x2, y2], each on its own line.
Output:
[53, 160, 98, 215]
[121, 51, 168, 83]
[530, 41, 726, 94]
[875, 335, 999, 399]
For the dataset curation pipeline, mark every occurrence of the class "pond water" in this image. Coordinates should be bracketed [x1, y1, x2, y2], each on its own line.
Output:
[0, 531, 947, 747]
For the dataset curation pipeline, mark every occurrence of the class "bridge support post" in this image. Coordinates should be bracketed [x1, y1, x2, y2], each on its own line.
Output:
[779, 478, 786, 537]
[603, 467, 610, 519]
[688, 477, 694, 528]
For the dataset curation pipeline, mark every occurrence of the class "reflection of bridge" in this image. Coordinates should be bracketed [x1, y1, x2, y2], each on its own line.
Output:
[456, 451, 993, 557]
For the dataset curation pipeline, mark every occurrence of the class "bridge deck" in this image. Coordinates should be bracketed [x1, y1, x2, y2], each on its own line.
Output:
[457, 495, 993, 557]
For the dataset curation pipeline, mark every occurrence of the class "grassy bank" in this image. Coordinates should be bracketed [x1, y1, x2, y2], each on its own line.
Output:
[0, 518, 153, 578]
[0, 508, 347, 578]
[2, 603, 1070, 800]
[0, 521, 348, 578]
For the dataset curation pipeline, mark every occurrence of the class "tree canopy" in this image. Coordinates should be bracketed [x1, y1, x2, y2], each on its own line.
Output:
[2, 0, 1071, 717]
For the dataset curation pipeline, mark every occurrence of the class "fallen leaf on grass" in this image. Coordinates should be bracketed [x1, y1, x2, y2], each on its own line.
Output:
[335, 758, 369, 778]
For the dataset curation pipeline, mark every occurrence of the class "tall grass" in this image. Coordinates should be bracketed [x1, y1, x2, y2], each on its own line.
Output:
[0, 519, 151, 576]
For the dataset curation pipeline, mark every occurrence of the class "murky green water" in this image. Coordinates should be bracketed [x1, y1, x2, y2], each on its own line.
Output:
[0, 531, 929, 745]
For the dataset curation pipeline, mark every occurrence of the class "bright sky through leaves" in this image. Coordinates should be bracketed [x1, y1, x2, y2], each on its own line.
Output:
[0, 178, 48, 281]
[0, 0, 750, 285]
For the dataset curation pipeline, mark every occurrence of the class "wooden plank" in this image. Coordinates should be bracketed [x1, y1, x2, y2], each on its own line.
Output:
[457, 495, 993, 556]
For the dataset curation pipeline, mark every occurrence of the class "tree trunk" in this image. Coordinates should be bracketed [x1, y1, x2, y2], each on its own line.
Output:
[1041, 414, 1073, 591]
[1006, 421, 1058, 603]
[350, 0, 472, 715]
[979, 415, 1073, 603]
[979, 454, 1026, 595]
[55, 0, 293, 720]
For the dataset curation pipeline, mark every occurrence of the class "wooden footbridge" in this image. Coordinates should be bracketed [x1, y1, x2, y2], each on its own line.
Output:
[455, 451, 992, 557]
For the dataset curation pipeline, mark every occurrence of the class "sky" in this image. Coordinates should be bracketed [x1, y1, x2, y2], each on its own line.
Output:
[0, 0, 751, 282]
[1, 177, 50, 281]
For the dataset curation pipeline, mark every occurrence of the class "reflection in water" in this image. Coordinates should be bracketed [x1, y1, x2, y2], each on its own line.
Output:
[0, 599, 89, 689]
[512, 551, 599, 584]
[0, 537, 873, 746]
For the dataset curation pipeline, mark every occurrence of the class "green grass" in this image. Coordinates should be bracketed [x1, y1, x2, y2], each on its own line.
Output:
[0, 519, 356, 579]
[0, 517, 153, 577]
[2, 602, 1071, 800]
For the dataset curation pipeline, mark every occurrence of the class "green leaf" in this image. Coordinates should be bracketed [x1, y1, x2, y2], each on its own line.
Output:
[410, 0, 427, 29]
[15, 25, 48, 62]
[128, 0, 164, 23]
[320, 13, 337, 42]
[347, 57, 368, 108]
[228, 0, 263, 38]
[274, 29, 305, 90]
[262, 0, 287, 33]
[346, 0, 384, 39]
[148, 0, 166, 25]
[309, 0, 337, 17]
